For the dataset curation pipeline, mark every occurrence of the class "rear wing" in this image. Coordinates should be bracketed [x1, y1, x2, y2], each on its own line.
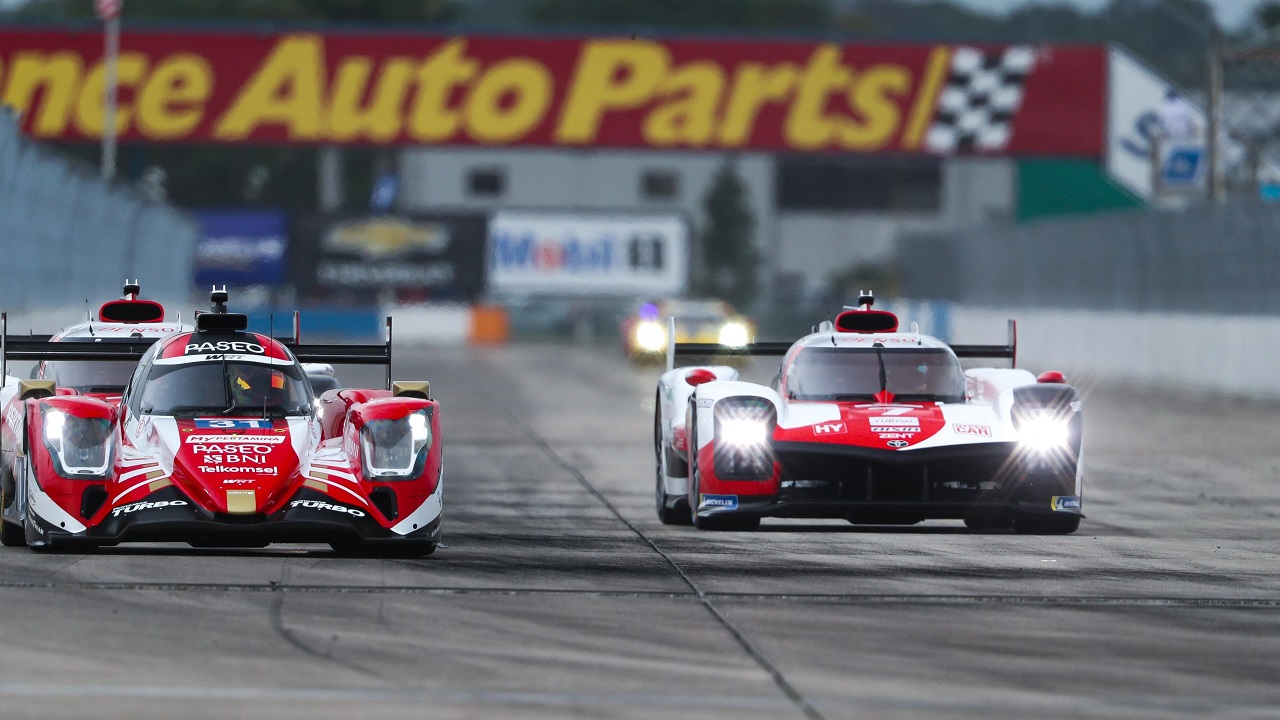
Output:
[665, 317, 792, 371]
[950, 319, 1018, 367]
[2, 313, 399, 391]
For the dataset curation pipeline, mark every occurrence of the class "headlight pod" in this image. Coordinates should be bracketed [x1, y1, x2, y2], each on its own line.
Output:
[360, 409, 432, 480]
[635, 321, 667, 352]
[718, 322, 749, 348]
[42, 408, 113, 478]
[712, 398, 776, 480]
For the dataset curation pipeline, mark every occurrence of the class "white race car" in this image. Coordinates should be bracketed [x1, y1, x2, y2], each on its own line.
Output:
[653, 293, 1084, 534]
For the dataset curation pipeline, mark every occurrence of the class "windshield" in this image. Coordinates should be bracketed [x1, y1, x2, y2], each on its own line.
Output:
[787, 347, 965, 402]
[48, 360, 137, 393]
[137, 360, 314, 417]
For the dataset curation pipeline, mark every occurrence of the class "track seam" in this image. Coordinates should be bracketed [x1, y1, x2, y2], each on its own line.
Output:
[510, 413, 828, 720]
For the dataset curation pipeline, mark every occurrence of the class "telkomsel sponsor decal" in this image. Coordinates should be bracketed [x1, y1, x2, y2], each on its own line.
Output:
[111, 500, 188, 517]
[289, 499, 366, 517]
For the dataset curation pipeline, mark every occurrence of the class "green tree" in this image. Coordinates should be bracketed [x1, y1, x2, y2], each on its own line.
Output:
[1258, 1, 1280, 30]
[698, 159, 758, 308]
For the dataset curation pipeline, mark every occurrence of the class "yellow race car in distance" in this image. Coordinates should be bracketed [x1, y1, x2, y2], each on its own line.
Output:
[622, 299, 753, 363]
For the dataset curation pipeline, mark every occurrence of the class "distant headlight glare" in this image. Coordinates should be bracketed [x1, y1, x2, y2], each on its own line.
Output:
[718, 322, 749, 348]
[635, 321, 667, 352]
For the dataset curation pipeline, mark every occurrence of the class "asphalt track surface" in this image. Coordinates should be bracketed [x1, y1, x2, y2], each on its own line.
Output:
[1, 342, 1278, 719]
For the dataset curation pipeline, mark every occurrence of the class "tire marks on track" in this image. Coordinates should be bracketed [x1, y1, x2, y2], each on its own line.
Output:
[508, 412, 830, 720]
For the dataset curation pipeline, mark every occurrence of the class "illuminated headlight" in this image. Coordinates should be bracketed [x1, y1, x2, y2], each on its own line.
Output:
[43, 408, 113, 478]
[718, 418, 769, 448]
[360, 410, 432, 479]
[1018, 414, 1071, 453]
[718, 322, 749, 348]
[635, 321, 667, 352]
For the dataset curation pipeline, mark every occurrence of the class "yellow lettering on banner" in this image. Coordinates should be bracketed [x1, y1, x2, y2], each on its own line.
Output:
[136, 54, 213, 139]
[2, 52, 83, 137]
[839, 65, 910, 150]
[555, 40, 670, 144]
[465, 59, 552, 144]
[784, 45, 851, 150]
[74, 52, 147, 137]
[643, 61, 724, 147]
[213, 35, 326, 141]
[717, 62, 798, 146]
[328, 57, 415, 142]
[407, 39, 478, 142]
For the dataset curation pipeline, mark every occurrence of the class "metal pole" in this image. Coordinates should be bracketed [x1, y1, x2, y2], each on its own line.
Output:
[1206, 28, 1224, 201]
[102, 15, 119, 180]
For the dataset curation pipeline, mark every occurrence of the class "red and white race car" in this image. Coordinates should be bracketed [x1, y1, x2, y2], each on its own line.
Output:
[0, 285, 442, 555]
[653, 293, 1084, 534]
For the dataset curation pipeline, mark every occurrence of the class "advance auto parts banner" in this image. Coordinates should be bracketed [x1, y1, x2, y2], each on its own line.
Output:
[0, 30, 1104, 155]
[293, 214, 487, 300]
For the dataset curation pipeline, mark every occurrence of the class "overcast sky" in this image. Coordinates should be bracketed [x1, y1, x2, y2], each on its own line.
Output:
[0, 0, 1267, 29]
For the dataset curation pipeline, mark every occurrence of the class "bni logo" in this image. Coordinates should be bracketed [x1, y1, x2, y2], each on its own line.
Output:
[812, 422, 847, 436]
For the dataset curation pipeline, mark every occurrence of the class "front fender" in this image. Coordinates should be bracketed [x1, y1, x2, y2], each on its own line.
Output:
[657, 365, 738, 449]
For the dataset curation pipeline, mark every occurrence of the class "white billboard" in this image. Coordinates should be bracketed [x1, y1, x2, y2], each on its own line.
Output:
[1107, 48, 1201, 200]
[487, 212, 689, 296]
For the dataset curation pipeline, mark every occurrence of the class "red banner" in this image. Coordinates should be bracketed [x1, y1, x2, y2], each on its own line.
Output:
[0, 29, 1105, 155]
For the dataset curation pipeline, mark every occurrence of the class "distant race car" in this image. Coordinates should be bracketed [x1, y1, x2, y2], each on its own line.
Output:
[0, 284, 443, 555]
[653, 292, 1084, 534]
[622, 299, 752, 362]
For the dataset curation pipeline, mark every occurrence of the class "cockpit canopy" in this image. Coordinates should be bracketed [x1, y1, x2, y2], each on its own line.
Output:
[133, 359, 314, 417]
[786, 347, 965, 403]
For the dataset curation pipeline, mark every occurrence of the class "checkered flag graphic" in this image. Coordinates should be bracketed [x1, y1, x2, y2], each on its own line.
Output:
[925, 46, 1036, 154]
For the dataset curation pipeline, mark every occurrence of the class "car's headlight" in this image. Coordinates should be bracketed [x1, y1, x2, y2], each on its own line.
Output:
[713, 399, 776, 480]
[718, 418, 769, 448]
[43, 408, 113, 478]
[360, 410, 432, 479]
[635, 321, 667, 352]
[718, 322, 749, 348]
[1017, 413, 1071, 453]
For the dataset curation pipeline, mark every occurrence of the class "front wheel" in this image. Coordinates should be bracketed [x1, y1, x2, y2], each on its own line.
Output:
[1013, 514, 1080, 535]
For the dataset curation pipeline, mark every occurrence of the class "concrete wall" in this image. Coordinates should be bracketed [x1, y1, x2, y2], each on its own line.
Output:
[775, 158, 1016, 290]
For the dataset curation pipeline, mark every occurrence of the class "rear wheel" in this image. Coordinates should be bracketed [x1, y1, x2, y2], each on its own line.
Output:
[1013, 514, 1080, 535]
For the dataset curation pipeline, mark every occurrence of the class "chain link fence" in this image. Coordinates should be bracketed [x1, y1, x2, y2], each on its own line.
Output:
[0, 108, 196, 312]
[898, 200, 1280, 314]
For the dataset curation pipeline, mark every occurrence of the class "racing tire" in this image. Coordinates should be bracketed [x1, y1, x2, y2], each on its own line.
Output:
[1013, 514, 1080, 535]
[654, 396, 691, 526]
[0, 520, 26, 548]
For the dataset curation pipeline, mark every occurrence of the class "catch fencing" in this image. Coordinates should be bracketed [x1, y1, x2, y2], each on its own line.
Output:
[0, 108, 196, 312]
[898, 200, 1280, 314]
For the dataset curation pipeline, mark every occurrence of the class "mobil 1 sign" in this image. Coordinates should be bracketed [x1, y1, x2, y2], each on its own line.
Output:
[487, 212, 688, 296]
